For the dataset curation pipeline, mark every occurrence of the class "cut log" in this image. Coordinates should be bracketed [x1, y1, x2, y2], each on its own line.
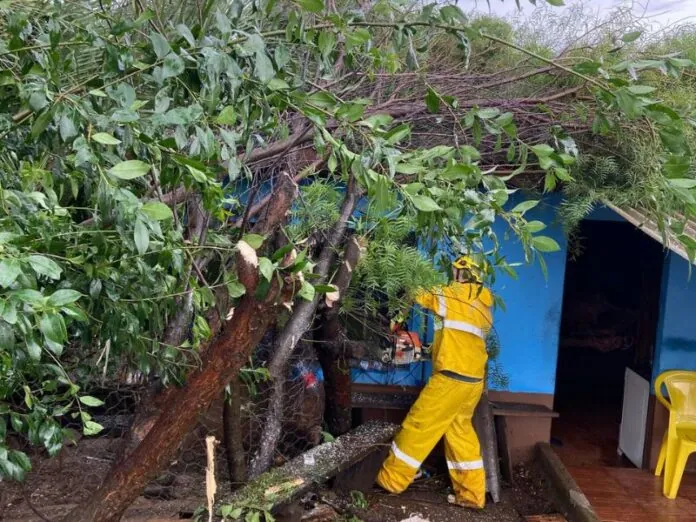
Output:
[218, 421, 397, 513]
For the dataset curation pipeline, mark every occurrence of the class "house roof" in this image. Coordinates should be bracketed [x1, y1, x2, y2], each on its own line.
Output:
[604, 202, 696, 265]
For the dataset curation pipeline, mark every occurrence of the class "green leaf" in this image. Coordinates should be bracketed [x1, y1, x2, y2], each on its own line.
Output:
[141, 202, 173, 220]
[109, 160, 151, 180]
[13, 289, 45, 305]
[79, 396, 105, 407]
[268, 78, 290, 91]
[546, 0, 564, 5]
[0, 450, 25, 481]
[242, 234, 266, 249]
[313, 284, 337, 293]
[477, 108, 500, 120]
[220, 506, 243, 519]
[27, 255, 62, 280]
[258, 257, 274, 281]
[83, 420, 104, 436]
[297, 0, 324, 12]
[627, 85, 656, 95]
[0, 322, 14, 351]
[384, 124, 411, 145]
[0, 259, 21, 288]
[307, 91, 337, 109]
[346, 28, 371, 49]
[227, 281, 246, 298]
[511, 200, 539, 214]
[298, 280, 316, 301]
[111, 109, 139, 123]
[149, 32, 171, 59]
[216, 106, 237, 125]
[92, 132, 121, 145]
[664, 155, 691, 178]
[615, 89, 642, 119]
[622, 31, 642, 43]
[440, 5, 466, 23]
[40, 313, 67, 345]
[425, 88, 440, 114]
[134, 219, 149, 255]
[669, 178, 696, 189]
[411, 195, 442, 212]
[161, 53, 185, 80]
[26, 336, 41, 361]
[531, 144, 554, 157]
[573, 61, 601, 74]
[47, 289, 82, 307]
[59, 116, 77, 141]
[532, 235, 561, 253]
[318, 31, 337, 59]
[177, 24, 196, 47]
[525, 220, 547, 233]
[10, 449, 31, 472]
[31, 110, 53, 139]
[254, 51, 275, 83]
[216, 9, 232, 36]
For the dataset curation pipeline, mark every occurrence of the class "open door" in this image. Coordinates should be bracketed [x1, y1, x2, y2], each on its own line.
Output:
[552, 219, 663, 468]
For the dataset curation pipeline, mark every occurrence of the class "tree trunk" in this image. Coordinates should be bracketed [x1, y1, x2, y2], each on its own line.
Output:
[248, 182, 359, 478]
[317, 346, 352, 436]
[316, 236, 363, 436]
[62, 174, 298, 522]
[223, 377, 246, 489]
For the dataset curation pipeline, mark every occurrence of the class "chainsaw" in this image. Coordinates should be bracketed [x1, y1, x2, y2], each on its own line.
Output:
[380, 323, 423, 365]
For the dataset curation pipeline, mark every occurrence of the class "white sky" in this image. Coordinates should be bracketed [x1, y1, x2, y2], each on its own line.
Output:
[460, 0, 696, 28]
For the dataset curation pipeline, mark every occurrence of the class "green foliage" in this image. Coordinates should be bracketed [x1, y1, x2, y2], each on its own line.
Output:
[0, 0, 694, 484]
[287, 181, 342, 241]
[347, 239, 446, 319]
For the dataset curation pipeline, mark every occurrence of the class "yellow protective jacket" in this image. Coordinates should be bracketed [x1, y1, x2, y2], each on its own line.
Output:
[415, 282, 493, 379]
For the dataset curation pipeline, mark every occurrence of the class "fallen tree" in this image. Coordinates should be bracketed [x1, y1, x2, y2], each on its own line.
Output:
[1, 1, 695, 521]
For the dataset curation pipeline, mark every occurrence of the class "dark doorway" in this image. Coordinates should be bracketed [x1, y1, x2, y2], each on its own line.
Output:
[552, 219, 664, 468]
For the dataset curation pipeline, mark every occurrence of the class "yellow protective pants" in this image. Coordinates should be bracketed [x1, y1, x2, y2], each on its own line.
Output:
[376, 373, 485, 508]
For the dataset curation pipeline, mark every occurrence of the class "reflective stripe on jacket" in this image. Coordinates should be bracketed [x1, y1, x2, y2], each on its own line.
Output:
[415, 282, 493, 379]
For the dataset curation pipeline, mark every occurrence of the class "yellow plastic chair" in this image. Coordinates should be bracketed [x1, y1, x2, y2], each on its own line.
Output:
[653, 370, 696, 499]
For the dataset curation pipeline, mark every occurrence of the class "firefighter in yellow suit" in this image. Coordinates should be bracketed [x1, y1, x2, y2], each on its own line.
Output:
[376, 255, 493, 509]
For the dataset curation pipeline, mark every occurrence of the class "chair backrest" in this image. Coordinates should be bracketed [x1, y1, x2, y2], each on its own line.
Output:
[655, 370, 696, 427]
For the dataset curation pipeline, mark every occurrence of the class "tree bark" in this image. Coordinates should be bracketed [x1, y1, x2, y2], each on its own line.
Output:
[223, 376, 246, 489]
[316, 236, 364, 436]
[62, 174, 298, 522]
[248, 181, 359, 479]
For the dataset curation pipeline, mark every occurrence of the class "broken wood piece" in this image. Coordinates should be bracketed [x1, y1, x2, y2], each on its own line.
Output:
[218, 421, 398, 514]
[265, 479, 305, 498]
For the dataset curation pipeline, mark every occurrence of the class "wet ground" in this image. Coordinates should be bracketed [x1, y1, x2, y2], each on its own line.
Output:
[309, 464, 563, 522]
[1, 434, 562, 522]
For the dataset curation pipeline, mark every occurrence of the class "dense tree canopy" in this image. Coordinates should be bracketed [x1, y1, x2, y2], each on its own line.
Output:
[1, 0, 695, 519]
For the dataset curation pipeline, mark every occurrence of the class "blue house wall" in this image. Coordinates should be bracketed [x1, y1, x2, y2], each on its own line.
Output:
[653, 252, 696, 382]
[489, 196, 568, 394]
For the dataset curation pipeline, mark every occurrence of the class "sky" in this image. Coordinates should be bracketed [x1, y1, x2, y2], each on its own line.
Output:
[460, 0, 696, 28]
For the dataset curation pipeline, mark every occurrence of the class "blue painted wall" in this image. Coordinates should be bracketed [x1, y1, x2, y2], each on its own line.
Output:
[653, 252, 696, 382]
[488, 195, 568, 394]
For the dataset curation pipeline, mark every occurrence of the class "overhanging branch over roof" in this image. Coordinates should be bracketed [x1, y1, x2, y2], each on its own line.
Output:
[604, 202, 696, 265]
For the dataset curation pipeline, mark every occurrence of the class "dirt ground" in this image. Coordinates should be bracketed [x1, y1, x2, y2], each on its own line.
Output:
[324, 464, 562, 522]
[1, 435, 562, 522]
